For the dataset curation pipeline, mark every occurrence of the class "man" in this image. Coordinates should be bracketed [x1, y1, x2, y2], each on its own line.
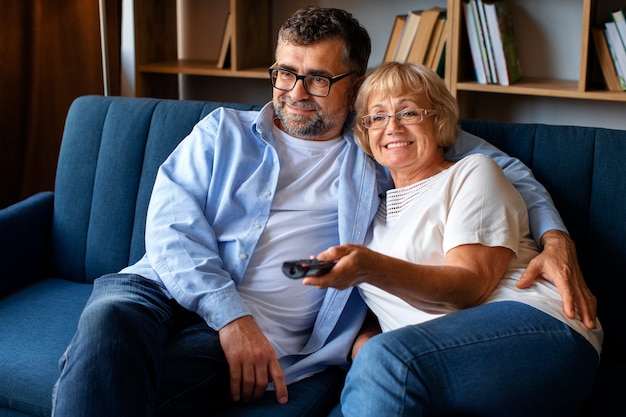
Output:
[52, 7, 596, 417]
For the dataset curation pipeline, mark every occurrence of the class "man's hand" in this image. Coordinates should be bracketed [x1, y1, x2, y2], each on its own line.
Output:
[517, 230, 597, 329]
[218, 316, 288, 404]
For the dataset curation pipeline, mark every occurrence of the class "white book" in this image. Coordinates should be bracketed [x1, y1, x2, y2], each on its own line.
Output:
[483, 0, 521, 86]
[462, 0, 488, 84]
[611, 9, 626, 53]
[476, 0, 498, 83]
[606, 22, 626, 90]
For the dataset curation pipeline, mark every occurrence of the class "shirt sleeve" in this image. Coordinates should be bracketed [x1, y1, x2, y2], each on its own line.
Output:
[445, 130, 567, 247]
[144, 115, 252, 330]
[443, 155, 527, 255]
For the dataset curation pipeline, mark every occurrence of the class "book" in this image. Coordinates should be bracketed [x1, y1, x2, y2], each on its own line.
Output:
[611, 9, 626, 53]
[482, 0, 521, 86]
[433, 18, 449, 77]
[462, 0, 487, 84]
[470, 0, 494, 83]
[383, 15, 408, 62]
[424, 14, 447, 69]
[591, 27, 622, 91]
[476, 0, 498, 83]
[406, 7, 445, 65]
[605, 22, 626, 90]
[216, 13, 233, 69]
[394, 11, 422, 62]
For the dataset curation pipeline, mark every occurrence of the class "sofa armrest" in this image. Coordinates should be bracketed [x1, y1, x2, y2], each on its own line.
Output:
[0, 191, 54, 296]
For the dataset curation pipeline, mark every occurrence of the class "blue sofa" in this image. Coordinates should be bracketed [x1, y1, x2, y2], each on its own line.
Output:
[0, 95, 623, 416]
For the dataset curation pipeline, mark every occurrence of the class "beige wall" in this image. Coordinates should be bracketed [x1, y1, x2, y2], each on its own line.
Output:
[121, 0, 626, 130]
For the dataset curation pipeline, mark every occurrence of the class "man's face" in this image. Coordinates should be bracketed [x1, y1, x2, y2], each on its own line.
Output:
[272, 38, 356, 141]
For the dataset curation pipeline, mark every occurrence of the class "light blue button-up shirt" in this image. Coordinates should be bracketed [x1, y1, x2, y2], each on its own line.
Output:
[123, 103, 389, 383]
[123, 102, 565, 384]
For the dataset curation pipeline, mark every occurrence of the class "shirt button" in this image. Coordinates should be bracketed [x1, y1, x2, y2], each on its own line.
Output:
[263, 191, 271, 197]
[240, 253, 248, 260]
[254, 224, 262, 230]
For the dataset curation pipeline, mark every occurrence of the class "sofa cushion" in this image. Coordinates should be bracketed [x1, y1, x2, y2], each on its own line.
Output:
[0, 279, 92, 416]
[586, 130, 626, 359]
[50, 96, 261, 284]
[461, 120, 626, 416]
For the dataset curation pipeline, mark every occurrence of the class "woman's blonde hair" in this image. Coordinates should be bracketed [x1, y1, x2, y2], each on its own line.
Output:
[354, 62, 460, 156]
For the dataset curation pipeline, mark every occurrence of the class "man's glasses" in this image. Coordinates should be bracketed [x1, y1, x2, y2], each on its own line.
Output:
[269, 67, 355, 97]
[361, 109, 437, 130]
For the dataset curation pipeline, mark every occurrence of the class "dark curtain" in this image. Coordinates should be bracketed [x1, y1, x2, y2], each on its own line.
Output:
[0, 0, 121, 208]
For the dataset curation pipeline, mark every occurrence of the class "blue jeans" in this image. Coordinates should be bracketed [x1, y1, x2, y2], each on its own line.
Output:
[51, 274, 344, 417]
[337, 302, 599, 417]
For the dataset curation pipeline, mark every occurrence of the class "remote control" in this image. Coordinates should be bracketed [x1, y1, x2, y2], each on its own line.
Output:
[282, 259, 336, 278]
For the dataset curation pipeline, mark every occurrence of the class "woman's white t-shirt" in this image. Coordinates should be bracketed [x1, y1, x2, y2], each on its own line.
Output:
[359, 154, 602, 354]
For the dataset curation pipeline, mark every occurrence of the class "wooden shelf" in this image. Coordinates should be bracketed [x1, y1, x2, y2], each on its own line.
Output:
[134, 0, 626, 108]
[447, 0, 626, 116]
[134, 0, 272, 98]
[138, 60, 269, 79]
[456, 77, 626, 102]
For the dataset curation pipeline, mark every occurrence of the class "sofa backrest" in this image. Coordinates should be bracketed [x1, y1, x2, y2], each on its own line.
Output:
[50, 96, 261, 283]
[50, 96, 624, 371]
[460, 119, 626, 367]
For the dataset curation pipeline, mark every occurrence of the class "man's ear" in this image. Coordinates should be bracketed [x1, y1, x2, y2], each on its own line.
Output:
[349, 74, 366, 111]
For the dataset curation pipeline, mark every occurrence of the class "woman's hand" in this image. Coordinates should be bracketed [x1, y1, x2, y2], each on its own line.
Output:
[306, 243, 511, 315]
[302, 244, 375, 290]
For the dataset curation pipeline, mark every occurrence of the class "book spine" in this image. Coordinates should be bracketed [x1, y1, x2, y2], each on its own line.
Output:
[470, 0, 494, 83]
[611, 9, 626, 52]
[495, 0, 521, 85]
[462, 0, 488, 84]
[476, 0, 498, 83]
[384, 15, 407, 63]
[605, 22, 626, 90]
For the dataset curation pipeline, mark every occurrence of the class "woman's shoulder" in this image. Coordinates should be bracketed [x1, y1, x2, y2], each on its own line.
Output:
[453, 153, 502, 175]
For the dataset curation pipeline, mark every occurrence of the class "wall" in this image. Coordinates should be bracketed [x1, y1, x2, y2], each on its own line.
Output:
[121, 0, 626, 130]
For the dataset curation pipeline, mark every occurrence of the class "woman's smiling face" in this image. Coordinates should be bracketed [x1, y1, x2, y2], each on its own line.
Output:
[365, 94, 443, 186]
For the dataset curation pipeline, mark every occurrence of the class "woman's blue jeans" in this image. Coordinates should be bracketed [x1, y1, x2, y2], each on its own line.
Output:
[339, 301, 599, 417]
[51, 274, 344, 417]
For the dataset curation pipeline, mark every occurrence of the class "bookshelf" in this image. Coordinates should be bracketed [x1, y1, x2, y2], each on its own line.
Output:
[446, 0, 626, 118]
[134, 0, 272, 98]
[133, 0, 626, 121]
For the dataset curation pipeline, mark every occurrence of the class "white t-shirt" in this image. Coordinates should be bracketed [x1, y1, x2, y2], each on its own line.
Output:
[237, 124, 347, 358]
[359, 154, 602, 354]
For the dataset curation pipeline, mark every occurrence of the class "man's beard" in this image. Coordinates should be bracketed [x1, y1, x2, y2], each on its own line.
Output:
[274, 96, 337, 139]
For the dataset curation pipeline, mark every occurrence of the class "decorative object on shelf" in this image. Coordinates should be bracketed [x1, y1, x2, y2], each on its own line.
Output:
[216, 13, 233, 69]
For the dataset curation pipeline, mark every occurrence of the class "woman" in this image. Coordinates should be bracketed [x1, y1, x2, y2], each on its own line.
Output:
[306, 62, 602, 417]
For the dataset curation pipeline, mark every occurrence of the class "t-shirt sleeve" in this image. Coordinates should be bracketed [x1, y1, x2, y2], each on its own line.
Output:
[442, 155, 529, 257]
